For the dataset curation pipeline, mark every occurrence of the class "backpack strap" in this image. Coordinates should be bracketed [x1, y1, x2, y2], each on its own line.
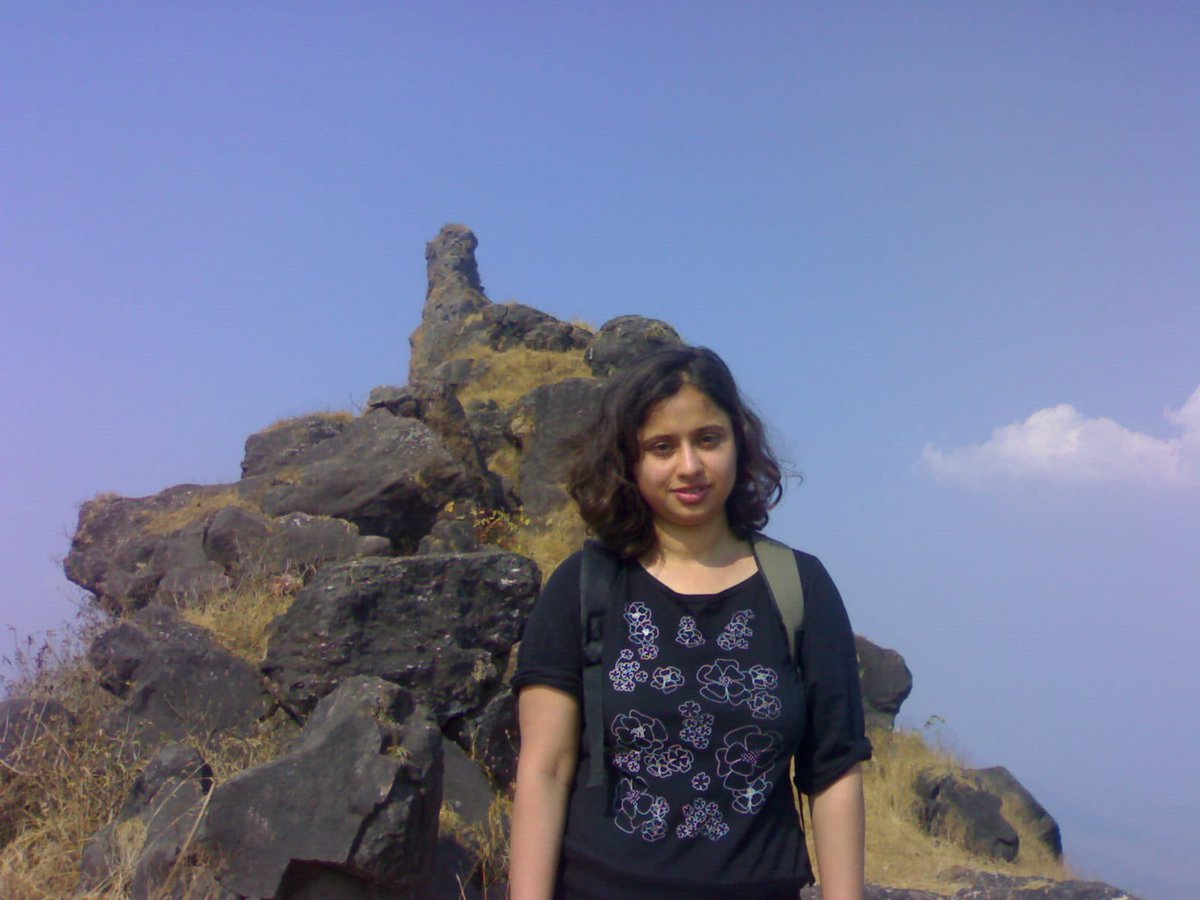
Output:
[751, 533, 804, 669]
[580, 539, 620, 788]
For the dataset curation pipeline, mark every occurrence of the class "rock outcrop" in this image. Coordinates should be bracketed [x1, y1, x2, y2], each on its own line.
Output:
[49, 223, 1121, 899]
[857, 635, 914, 731]
[585, 314, 683, 376]
[89, 604, 274, 754]
[409, 224, 491, 381]
[262, 551, 539, 728]
[256, 409, 478, 551]
[199, 676, 442, 899]
[916, 771, 1020, 861]
[971, 766, 1063, 858]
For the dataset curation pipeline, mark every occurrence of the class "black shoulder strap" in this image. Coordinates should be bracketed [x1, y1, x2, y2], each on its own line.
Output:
[580, 539, 620, 788]
[751, 533, 804, 668]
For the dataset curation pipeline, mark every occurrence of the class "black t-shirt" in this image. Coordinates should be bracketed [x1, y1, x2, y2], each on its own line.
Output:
[513, 548, 872, 900]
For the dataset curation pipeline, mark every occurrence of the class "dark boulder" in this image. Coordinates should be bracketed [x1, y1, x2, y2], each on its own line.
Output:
[856, 635, 913, 731]
[64, 486, 386, 614]
[418, 516, 483, 555]
[510, 378, 607, 518]
[258, 409, 476, 552]
[241, 413, 352, 479]
[446, 684, 519, 788]
[585, 315, 683, 377]
[442, 741, 496, 834]
[65, 485, 243, 613]
[88, 605, 273, 753]
[198, 676, 442, 900]
[368, 381, 505, 507]
[970, 766, 1063, 858]
[915, 771, 1019, 862]
[261, 551, 540, 721]
[204, 505, 390, 577]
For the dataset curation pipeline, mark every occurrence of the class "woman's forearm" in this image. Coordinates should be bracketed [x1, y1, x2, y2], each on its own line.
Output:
[509, 768, 572, 900]
[808, 763, 866, 900]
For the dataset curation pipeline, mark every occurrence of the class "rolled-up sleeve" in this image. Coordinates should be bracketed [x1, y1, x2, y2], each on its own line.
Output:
[792, 553, 873, 795]
[512, 551, 585, 702]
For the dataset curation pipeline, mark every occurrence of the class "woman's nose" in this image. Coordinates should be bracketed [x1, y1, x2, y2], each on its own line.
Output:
[677, 443, 703, 475]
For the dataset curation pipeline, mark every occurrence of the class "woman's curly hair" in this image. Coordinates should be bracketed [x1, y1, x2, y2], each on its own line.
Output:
[566, 346, 784, 560]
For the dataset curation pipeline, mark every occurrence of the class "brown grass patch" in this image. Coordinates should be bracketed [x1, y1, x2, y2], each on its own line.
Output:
[0, 611, 289, 898]
[451, 345, 593, 410]
[485, 444, 521, 483]
[474, 504, 586, 582]
[0, 656, 134, 898]
[138, 489, 261, 538]
[854, 728, 1070, 892]
[179, 576, 302, 663]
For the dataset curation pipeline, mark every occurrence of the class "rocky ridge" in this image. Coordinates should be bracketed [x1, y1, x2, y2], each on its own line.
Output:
[0, 225, 1138, 898]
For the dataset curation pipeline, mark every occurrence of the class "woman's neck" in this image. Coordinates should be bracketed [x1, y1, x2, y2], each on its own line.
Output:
[641, 519, 756, 594]
[646, 517, 746, 567]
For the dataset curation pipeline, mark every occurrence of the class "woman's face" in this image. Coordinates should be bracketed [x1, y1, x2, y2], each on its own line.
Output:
[633, 383, 738, 533]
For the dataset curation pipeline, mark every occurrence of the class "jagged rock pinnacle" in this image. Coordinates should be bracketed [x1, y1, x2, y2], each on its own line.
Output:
[409, 224, 491, 382]
[425, 223, 483, 295]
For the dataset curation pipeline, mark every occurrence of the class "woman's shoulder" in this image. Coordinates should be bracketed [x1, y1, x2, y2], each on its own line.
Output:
[754, 534, 827, 576]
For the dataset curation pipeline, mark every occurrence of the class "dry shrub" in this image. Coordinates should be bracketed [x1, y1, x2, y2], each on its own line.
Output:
[451, 345, 593, 410]
[179, 574, 302, 663]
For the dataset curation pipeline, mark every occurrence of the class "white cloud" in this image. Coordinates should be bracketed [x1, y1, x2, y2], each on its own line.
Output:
[921, 385, 1200, 489]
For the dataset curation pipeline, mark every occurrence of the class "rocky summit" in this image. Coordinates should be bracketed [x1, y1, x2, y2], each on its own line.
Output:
[39, 225, 1139, 898]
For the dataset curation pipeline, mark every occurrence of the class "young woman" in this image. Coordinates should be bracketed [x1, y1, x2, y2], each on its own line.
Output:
[510, 347, 871, 900]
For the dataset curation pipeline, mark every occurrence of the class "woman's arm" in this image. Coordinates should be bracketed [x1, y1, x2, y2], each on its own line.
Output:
[509, 684, 581, 900]
[808, 762, 866, 900]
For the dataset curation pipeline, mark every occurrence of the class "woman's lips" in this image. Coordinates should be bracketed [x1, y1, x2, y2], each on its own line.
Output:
[671, 484, 710, 504]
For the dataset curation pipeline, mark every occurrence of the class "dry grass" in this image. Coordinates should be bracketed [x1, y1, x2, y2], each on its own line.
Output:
[450, 345, 593, 410]
[485, 444, 521, 483]
[0, 597, 286, 898]
[473, 503, 587, 583]
[179, 575, 302, 663]
[138, 489, 261, 538]
[0, 656, 134, 898]
[441, 793, 512, 899]
[853, 728, 1070, 892]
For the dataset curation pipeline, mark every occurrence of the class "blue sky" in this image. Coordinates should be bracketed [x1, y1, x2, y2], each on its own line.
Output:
[2, 4, 1196, 896]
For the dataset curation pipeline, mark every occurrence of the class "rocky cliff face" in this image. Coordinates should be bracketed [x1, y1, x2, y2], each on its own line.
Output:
[30, 225, 1126, 899]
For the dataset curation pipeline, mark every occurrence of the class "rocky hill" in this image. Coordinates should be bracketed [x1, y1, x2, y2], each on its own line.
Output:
[0, 225, 1140, 899]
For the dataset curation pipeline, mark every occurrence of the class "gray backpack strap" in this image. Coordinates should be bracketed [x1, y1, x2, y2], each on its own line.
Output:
[751, 533, 804, 668]
[580, 540, 619, 789]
